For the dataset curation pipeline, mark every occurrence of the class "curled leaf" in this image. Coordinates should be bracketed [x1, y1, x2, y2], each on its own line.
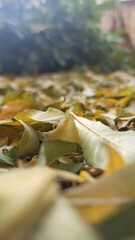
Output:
[38, 140, 79, 166]
[0, 145, 18, 167]
[16, 119, 40, 158]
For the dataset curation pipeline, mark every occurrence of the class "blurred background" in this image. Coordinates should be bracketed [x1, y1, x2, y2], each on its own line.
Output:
[0, 0, 135, 74]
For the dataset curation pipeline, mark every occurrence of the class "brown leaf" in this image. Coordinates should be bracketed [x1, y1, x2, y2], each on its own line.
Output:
[0, 99, 33, 120]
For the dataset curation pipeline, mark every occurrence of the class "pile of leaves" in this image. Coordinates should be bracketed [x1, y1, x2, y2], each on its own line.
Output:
[0, 69, 135, 239]
[0, 0, 121, 74]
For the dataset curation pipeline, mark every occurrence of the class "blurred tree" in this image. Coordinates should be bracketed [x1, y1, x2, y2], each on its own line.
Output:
[0, 0, 121, 74]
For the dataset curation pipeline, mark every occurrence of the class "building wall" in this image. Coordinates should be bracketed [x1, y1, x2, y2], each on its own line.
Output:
[101, 1, 135, 48]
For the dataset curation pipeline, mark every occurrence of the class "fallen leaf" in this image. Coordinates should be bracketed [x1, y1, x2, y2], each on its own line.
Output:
[38, 140, 79, 166]
[16, 119, 40, 158]
[0, 126, 19, 145]
[48, 112, 135, 169]
[105, 145, 125, 175]
[96, 200, 135, 240]
[0, 167, 57, 239]
[33, 197, 99, 240]
[65, 162, 135, 224]
[54, 162, 83, 173]
[0, 145, 19, 167]
[16, 107, 65, 124]
[0, 99, 33, 120]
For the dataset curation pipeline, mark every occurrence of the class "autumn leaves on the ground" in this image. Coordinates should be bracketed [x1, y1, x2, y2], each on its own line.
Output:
[0, 70, 135, 239]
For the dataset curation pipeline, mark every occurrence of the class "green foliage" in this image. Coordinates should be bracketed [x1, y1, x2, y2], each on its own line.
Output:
[0, 0, 120, 74]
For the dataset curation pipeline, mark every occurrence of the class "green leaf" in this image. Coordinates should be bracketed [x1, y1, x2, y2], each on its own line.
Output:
[38, 140, 79, 166]
[97, 200, 135, 240]
[54, 162, 83, 173]
[16, 119, 40, 158]
[0, 145, 18, 166]
[48, 112, 135, 169]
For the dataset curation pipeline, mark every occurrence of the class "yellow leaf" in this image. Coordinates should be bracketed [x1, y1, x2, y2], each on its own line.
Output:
[0, 167, 58, 239]
[105, 145, 125, 175]
[65, 162, 135, 224]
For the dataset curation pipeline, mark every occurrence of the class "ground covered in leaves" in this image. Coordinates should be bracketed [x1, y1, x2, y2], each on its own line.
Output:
[1, 70, 135, 239]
